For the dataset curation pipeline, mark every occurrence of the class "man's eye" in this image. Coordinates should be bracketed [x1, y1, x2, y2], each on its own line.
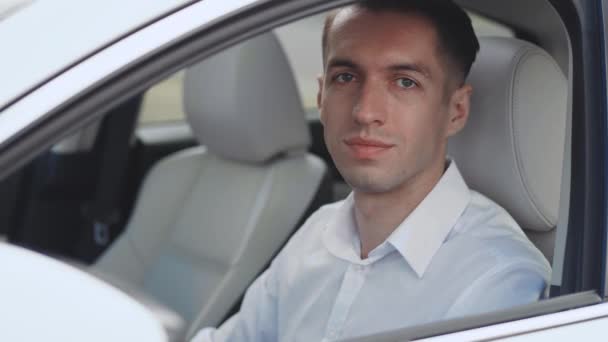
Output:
[396, 78, 416, 89]
[335, 73, 355, 83]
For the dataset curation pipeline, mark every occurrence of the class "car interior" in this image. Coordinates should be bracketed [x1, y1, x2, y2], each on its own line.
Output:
[94, 31, 330, 341]
[0, 0, 578, 340]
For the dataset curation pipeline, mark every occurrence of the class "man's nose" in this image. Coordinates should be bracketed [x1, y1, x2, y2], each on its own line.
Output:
[352, 80, 388, 126]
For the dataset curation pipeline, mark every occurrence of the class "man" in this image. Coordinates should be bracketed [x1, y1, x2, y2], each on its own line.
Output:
[193, 0, 550, 340]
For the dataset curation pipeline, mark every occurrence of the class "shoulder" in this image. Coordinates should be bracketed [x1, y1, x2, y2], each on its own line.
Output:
[442, 190, 551, 280]
[451, 191, 542, 252]
[439, 192, 552, 316]
[453, 190, 523, 238]
[302, 200, 345, 228]
[272, 199, 345, 259]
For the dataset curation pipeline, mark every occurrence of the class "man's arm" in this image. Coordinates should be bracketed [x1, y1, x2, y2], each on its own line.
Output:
[444, 262, 549, 319]
[189, 203, 332, 341]
[190, 267, 279, 342]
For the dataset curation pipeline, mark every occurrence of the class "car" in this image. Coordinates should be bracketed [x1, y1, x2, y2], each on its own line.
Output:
[0, 0, 606, 341]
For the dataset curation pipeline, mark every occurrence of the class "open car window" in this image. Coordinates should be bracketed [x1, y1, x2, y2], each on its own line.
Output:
[137, 10, 514, 125]
[0, 0, 606, 341]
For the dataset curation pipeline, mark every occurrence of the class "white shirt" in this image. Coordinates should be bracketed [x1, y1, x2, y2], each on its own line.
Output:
[192, 161, 551, 342]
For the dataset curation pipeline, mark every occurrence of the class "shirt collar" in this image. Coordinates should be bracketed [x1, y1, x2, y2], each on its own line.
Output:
[322, 160, 471, 277]
[322, 193, 363, 263]
[387, 161, 471, 277]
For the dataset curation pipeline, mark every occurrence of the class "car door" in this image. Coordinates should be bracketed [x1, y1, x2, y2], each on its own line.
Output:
[0, 0, 606, 340]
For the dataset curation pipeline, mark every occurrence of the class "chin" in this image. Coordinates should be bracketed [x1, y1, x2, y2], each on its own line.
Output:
[343, 173, 401, 194]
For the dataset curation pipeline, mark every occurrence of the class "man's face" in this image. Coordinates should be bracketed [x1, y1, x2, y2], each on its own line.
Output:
[318, 8, 471, 194]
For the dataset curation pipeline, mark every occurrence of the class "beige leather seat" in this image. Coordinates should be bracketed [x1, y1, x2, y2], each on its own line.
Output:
[93, 32, 327, 339]
[449, 37, 568, 263]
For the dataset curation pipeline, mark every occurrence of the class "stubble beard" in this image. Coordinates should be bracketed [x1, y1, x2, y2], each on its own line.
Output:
[339, 165, 406, 194]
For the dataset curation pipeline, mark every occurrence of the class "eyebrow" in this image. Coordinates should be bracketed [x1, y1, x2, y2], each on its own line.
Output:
[327, 58, 432, 79]
[388, 63, 432, 79]
[326, 58, 359, 70]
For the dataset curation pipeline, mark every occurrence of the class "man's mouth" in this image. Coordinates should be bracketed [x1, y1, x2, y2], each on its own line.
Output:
[343, 137, 394, 159]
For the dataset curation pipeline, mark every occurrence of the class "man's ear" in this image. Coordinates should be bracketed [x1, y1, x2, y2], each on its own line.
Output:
[317, 74, 326, 124]
[317, 75, 324, 109]
[446, 84, 472, 137]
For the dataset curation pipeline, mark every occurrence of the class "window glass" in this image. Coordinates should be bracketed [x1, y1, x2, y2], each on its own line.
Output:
[274, 13, 325, 115]
[275, 10, 513, 116]
[137, 11, 513, 124]
[138, 71, 185, 124]
[468, 11, 514, 37]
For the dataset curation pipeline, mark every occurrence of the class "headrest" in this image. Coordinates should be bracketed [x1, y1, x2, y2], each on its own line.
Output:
[183, 32, 310, 163]
[448, 37, 567, 232]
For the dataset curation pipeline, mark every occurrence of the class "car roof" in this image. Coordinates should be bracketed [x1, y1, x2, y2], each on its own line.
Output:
[0, 0, 192, 110]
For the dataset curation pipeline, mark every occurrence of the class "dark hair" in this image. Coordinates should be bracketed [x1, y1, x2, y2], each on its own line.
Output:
[322, 0, 480, 83]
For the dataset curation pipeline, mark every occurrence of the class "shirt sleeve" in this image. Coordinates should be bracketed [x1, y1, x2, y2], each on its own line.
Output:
[189, 204, 332, 342]
[190, 266, 279, 342]
[444, 262, 549, 319]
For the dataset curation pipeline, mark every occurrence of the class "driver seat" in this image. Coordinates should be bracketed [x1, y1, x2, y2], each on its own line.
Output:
[449, 36, 568, 263]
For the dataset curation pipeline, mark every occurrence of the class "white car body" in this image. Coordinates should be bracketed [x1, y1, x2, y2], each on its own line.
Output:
[0, 243, 167, 341]
[1, 0, 607, 341]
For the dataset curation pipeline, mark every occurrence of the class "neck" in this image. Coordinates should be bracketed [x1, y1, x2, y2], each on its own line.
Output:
[354, 159, 446, 259]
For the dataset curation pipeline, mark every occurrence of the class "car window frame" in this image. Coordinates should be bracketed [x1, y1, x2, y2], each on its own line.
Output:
[551, 0, 608, 298]
[0, 0, 605, 339]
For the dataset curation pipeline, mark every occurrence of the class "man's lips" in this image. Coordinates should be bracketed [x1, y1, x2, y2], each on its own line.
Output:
[343, 137, 394, 159]
[344, 137, 394, 148]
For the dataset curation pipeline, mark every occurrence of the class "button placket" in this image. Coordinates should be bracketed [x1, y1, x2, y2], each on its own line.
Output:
[323, 263, 368, 340]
